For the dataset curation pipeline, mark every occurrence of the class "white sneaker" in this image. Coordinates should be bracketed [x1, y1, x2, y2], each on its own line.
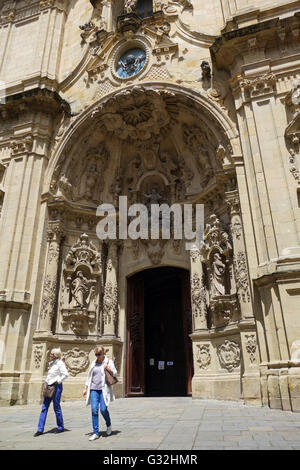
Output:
[89, 433, 100, 441]
[106, 425, 112, 436]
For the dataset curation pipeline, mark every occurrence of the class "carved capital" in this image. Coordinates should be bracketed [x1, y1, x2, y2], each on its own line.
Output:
[10, 135, 33, 155]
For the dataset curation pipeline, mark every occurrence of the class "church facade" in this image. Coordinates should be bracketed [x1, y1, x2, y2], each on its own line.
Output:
[1, 0, 300, 411]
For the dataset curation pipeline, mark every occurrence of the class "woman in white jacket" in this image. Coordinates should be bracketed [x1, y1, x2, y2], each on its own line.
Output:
[83, 345, 117, 441]
[34, 348, 69, 436]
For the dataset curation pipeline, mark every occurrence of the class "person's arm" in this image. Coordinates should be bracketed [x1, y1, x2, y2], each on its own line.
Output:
[57, 360, 69, 383]
[105, 359, 117, 377]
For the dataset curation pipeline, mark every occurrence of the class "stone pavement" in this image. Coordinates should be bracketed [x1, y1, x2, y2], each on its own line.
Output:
[1, 397, 300, 450]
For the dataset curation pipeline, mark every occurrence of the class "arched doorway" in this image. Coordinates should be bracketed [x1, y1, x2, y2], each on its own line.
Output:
[126, 267, 193, 397]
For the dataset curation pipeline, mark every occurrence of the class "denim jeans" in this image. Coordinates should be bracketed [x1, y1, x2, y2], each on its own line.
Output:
[90, 389, 111, 435]
[37, 383, 64, 433]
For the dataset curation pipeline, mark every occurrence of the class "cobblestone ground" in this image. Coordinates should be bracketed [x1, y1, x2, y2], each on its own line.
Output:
[1, 397, 300, 450]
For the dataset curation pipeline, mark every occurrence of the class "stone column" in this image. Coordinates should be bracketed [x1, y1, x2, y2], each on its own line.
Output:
[38, 222, 64, 333]
[102, 241, 119, 337]
[226, 190, 252, 319]
[189, 247, 207, 331]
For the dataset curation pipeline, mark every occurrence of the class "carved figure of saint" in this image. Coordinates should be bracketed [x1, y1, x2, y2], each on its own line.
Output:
[212, 253, 226, 297]
[71, 271, 95, 308]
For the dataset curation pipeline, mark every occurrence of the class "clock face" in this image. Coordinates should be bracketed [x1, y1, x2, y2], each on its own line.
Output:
[116, 48, 146, 79]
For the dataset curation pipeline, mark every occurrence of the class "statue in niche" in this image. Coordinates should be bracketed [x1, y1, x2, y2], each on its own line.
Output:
[211, 253, 226, 297]
[70, 270, 96, 309]
[124, 0, 137, 14]
[201, 61, 211, 81]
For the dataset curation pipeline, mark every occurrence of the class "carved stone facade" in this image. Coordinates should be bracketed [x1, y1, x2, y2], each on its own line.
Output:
[0, 0, 300, 412]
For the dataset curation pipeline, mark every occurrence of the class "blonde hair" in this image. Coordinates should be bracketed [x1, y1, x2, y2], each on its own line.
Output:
[94, 346, 105, 355]
[51, 348, 62, 359]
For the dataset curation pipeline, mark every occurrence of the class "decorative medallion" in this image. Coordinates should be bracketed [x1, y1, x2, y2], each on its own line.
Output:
[116, 48, 146, 79]
[63, 348, 90, 376]
[217, 340, 241, 372]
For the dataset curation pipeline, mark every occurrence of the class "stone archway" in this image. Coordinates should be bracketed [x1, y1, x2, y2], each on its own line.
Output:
[32, 83, 258, 404]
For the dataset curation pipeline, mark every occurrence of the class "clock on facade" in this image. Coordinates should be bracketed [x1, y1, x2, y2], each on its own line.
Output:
[116, 48, 146, 79]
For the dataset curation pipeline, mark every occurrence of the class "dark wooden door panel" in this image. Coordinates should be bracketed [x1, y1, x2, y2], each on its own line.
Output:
[126, 276, 145, 396]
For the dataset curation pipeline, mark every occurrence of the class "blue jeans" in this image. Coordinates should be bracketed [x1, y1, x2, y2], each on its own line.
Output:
[90, 389, 111, 435]
[37, 383, 64, 432]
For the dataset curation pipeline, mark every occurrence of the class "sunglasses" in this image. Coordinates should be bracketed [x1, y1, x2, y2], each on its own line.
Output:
[95, 353, 103, 357]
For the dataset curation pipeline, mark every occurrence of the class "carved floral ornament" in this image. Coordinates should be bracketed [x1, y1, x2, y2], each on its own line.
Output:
[91, 86, 178, 141]
[196, 344, 211, 370]
[191, 272, 206, 319]
[33, 344, 43, 369]
[245, 334, 257, 363]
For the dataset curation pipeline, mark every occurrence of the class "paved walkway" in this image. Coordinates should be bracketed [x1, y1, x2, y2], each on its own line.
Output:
[1, 397, 300, 450]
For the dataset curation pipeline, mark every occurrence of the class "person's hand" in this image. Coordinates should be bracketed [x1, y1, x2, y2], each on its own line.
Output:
[83, 386, 87, 397]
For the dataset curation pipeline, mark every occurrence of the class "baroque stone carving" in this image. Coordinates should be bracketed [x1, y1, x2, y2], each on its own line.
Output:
[33, 344, 43, 369]
[233, 251, 251, 303]
[201, 61, 211, 81]
[285, 81, 300, 185]
[196, 344, 211, 369]
[191, 273, 207, 320]
[10, 136, 33, 155]
[63, 348, 90, 376]
[103, 280, 118, 326]
[239, 73, 277, 99]
[141, 239, 167, 265]
[245, 334, 257, 363]
[210, 294, 239, 325]
[40, 274, 57, 320]
[60, 234, 102, 335]
[217, 340, 241, 372]
[92, 86, 178, 141]
[53, 145, 109, 204]
[183, 124, 214, 187]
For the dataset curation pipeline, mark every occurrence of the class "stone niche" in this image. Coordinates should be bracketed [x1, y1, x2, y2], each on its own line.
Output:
[57, 233, 102, 336]
[200, 214, 240, 327]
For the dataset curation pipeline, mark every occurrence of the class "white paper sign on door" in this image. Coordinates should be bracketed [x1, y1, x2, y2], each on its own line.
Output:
[158, 361, 165, 370]
[149, 358, 155, 366]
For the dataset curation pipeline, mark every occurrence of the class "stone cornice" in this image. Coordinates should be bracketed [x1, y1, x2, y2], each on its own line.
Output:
[0, 88, 71, 120]
[211, 14, 300, 72]
[0, 0, 70, 26]
[253, 267, 300, 288]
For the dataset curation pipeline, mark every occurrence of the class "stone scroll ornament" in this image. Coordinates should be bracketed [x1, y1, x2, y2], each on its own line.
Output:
[217, 340, 241, 372]
[60, 234, 102, 335]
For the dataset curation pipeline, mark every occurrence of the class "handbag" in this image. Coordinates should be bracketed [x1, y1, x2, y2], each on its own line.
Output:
[42, 381, 56, 398]
[105, 368, 118, 386]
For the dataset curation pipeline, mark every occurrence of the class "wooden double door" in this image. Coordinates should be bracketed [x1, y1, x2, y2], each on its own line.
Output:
[126, 267, 193, 397]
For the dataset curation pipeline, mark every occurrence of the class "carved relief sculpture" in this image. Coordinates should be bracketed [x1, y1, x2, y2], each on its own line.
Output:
[217, 340, 241, 372]
[197, 344, 211, 370]
[245, 334, 257, 363]
[63, 348, 90, 376]
[200, 215, 239, 326]
[60, 234, 102, 335]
